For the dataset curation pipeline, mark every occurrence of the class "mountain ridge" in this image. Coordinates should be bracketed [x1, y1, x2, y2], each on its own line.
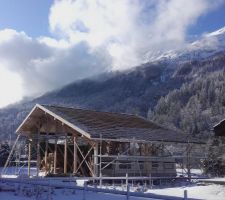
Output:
[1, 27, 225, 140]
[145, 26, 225, 63]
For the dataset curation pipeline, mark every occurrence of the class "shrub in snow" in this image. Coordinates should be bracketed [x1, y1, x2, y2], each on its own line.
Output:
[202, 138, 225, 176]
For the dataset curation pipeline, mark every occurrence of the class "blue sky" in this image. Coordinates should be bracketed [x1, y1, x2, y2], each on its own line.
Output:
[0, 0, 225, 39]
[0, 0, 52, 37]
[0, 0, 225, 108]
[188, 0, 225, 37]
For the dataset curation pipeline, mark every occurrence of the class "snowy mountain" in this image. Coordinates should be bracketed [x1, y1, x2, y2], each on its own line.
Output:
[1, 27, 225, 140]
[145, 27, 225, 63]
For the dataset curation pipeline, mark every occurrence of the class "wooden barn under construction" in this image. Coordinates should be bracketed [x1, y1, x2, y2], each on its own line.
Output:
[8, 104, 203, 178]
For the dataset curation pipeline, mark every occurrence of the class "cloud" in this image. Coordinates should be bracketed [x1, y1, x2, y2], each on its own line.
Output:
[0, 29, 111, 98]
[0, 0, 224, 106]
[49, 0, 224, 69]
[0, 66, 23, 107]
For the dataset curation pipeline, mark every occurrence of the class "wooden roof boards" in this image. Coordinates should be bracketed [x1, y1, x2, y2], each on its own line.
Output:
[16, 104, 204, 144]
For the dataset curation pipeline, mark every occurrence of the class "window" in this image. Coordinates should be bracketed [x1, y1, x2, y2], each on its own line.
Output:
[164, 162, 174, 169]
[152, 162, 159, 168]
[138, 161, 144, 170]
[119, 163, 131, 169]
[102, 164, 113, 170]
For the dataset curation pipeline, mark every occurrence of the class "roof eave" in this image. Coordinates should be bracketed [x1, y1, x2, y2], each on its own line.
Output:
[16, 104, 39, 134]
[16, 104, 91, 139]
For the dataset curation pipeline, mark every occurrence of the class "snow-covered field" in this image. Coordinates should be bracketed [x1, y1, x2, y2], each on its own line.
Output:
[150, 184, 225, 200]
[1, 180, 225, 200]
[0, 191, 155, 200]
[1, 167, 225, 200]
[0, 189, 154, 200]
[0, 181, 157, 200]
[0, 166, 37, 177]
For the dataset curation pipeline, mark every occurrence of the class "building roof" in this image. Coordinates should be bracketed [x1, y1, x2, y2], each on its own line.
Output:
[16, 104, 204, 144]
[214, 119, 225, 137]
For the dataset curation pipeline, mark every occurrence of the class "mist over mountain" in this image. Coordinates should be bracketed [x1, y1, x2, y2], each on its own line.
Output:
[1, 27, 225, 140]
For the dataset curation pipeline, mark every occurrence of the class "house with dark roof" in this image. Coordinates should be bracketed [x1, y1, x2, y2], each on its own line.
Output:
[10, 104, 203, 177]
[214, 119, 225, 137]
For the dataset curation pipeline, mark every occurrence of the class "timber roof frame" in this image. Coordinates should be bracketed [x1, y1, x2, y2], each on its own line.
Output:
[16, 104, 205, 144]
[16, 104, 91, 139]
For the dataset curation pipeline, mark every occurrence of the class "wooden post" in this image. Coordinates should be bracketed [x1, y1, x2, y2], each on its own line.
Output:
[2, 135, 20, 174]
[100, 134, 102, 178]
[94, 143, 98, 177]
[187, 142, 191, 182]
[44, 133, 49, 175]
[126, 184, 130, 200]
[54, 138, 57, 174]
[100, 171, 102, 188]
[149, 173, 152, 189]
[126, 173, 128, 190]
[73, 137, 77, 174]
[83, 181, 87, 200]
[64, 133, 68, 174]
[184, 189, 188, 200]
[36, 129, 40, 177]
[28, 139, 31, 177]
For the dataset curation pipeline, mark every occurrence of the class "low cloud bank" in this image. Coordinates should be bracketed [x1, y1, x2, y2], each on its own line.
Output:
[0, 0, 223, 102]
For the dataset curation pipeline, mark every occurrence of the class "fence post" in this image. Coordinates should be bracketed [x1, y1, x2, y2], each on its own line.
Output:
[149, 173, 152, 189]
[126, 184, 130, 200]
[83, 181, 87, 200]
[126, 173, 128, 190]
[184, 189, 188, 200]
[100, 172, 102, 188]
[94, 182, 97, 193]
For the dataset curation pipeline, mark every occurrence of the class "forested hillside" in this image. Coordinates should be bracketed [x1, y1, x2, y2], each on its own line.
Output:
[151, 53, 225, 135]
[0, 61, 183, 140]
[0, 52, 225, 140]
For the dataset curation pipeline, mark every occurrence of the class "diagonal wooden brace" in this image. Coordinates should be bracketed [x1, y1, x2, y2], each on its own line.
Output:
[74, 142, 94, 176]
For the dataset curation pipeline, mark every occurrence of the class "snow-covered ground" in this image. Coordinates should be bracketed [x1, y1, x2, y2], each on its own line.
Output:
[149, 184, 225, 200]
[0, 181, 157, 200]
[203, 177, 225, 182]
[0, 166, 37, 177]
[1, 179, 225, 200]
[176, 168, 204, 177]
[1, 167, 225, 199]
[0, 190, 156, 200]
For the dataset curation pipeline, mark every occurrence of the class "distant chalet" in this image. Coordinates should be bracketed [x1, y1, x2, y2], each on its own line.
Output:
[15, 104, 202, 177]
[214, 119, 225, 137]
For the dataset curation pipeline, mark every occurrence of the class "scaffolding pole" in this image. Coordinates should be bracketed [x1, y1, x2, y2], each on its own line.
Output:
[1, 134, 20, 175]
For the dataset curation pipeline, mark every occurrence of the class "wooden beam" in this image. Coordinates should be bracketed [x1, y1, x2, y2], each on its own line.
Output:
[36, 129, 40, 177]
[64, 133, 68, 174]
[73, 137, 77, 174]
[74, 141, 94, 176]
[92, 137, 205, 145]
[37, 104, 91, 139]
[54, 138, 57, 174]
[28, 140, 31, 177]
[94, 143, 98, 177]
[16, 105, 39, 134]
[44, 133, 49, 175]
[67, 143, 85, 176]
